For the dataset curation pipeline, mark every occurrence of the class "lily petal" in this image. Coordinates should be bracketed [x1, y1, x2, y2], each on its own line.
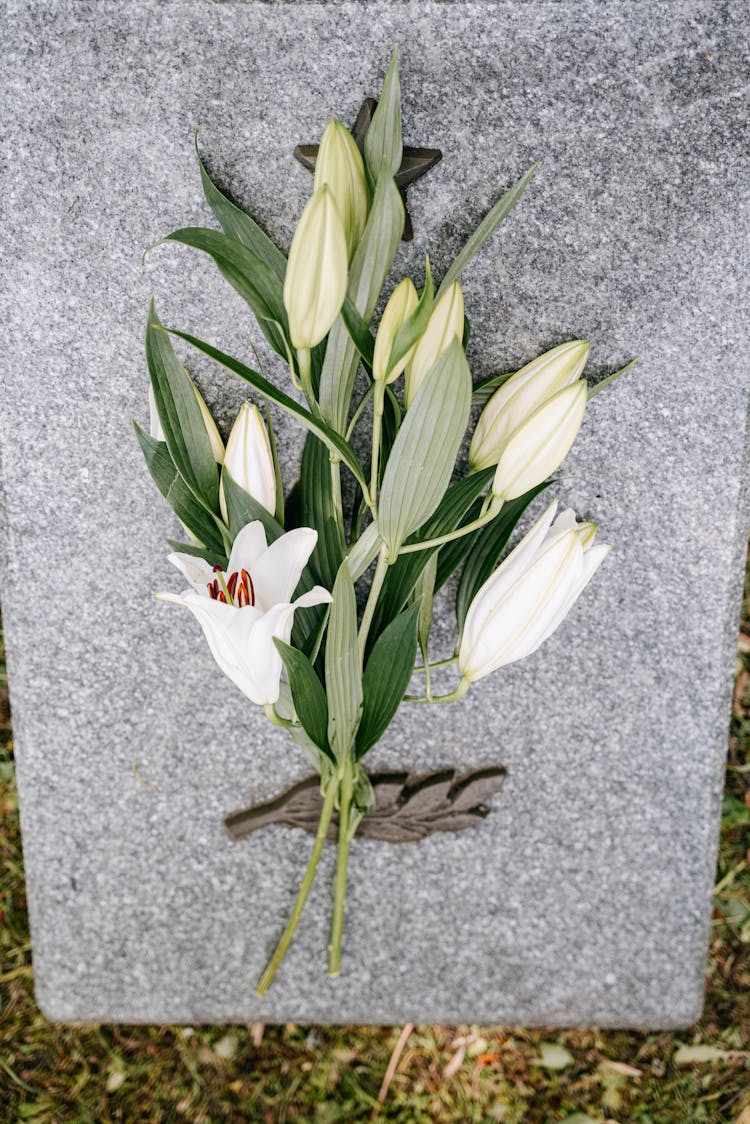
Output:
[167, 552, 216, 594]
[249, 528, 319, 610]
[226, 521, 269, 576]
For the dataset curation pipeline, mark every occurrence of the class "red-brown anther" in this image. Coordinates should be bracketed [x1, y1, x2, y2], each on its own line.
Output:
[242, 569, 256, 606]
[218, 592, 227, 603]
[227, 572, 238, 598]
[212, 564, 223, 573]
[237, 584, 249, 608]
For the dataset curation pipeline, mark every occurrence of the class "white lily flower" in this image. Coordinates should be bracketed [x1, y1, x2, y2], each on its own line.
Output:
[148, 382, 224, 463]
[491, 381, 588, 500]
[219, 402, 276, 520]
[157, 521, 332, 705]
[458, 501, 611, 683]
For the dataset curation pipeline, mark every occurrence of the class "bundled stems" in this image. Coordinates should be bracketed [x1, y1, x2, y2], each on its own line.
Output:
[328, 756, 354, 975]
[255, 781, 339, 996]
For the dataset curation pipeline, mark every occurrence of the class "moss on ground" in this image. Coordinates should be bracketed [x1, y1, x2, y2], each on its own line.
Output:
[1, 557, 748, 1121]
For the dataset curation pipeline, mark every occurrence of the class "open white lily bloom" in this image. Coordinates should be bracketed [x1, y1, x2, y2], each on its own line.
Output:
[458, 501, 611, 683]
[157, 522, 332, 705]
[219, 402, 276, 519]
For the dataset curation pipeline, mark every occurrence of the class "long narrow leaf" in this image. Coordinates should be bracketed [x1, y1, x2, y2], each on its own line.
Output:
[378, 338, 472, 556]
[195, 131, 287, 283]
[588, 357, 639, 399]
[368, 469, 493, 644]
[161, 326, 369, 494]
[158, 227, 289, 358]
[364, 47, 402, 183]
[274, 639, 331, 757]
[300, 434, 346, 588]
[145, 304, 220, 511]
[437, 164, 537, 298]
[325, 560, 363, 761]
[341, 296, 375, 369]
[134, 422, 226, 558]
[356, 601, 420, 759]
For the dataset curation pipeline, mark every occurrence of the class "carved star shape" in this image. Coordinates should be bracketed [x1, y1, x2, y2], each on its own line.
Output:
[293, 97, 442, 242]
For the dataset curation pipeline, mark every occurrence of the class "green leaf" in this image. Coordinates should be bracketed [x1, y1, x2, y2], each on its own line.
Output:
[133, 421, 226, 557]
[472, 368, 515, 407]
[433, 494, 484, 591]
[145, 303, 220, 511]
[455, 483, 551, 634]
[347, 521, 382, 582]
[165, 538, 224, 565]
[368, 468, 493, 644]
[158, 227, 288, 359]
[264, 403, 285, 526]
[221, 470, 281, 544]
[325, 560, 362, 761]
[195, 130, 287, 284]
[340, 296, 375, 369]
[356, 601, 420, 759]
[364, 47, 402, 183]
[588, 357, 639, 399]
[300, 434, 345, 588]
[415, 553, 437, 668]
[378, 338, 472, 556]
[437, 164, 538, 298]
[161, 326, 369, 494]
[273, 639, 331, 758]
[318, 168, 404, 431]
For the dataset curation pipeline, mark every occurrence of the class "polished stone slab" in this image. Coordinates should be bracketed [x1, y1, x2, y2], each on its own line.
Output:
[2, 0, 748, 1025]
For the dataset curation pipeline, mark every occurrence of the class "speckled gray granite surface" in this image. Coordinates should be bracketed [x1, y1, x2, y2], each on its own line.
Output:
[2, 0, 749, 1026]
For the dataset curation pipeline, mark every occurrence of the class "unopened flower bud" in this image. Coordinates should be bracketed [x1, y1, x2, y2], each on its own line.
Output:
[314, 118, 369, 259]
[492, 381, 587, 500]
[219, 402, 276, 518]
[404, 281, 464, 408]
[470, 340, 589, 470]
[372, 278, 419, 383]
[284, 186, 348, 349]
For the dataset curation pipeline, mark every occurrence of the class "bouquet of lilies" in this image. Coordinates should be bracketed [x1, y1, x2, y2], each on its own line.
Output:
[136, 49, 632, 993]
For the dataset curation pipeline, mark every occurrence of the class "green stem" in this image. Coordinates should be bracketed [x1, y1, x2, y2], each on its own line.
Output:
[399, 500, 503, 554]
[369, 379, 386, 506]
[263, 703, 298, 729]
[345, 382, 376, 442]
[357, 546, 389, 664]
[413, 656, 459, 673]
[255, 781, 338, 996]
[328, 756, 354, 976]
[297, 347, 316, 411]
[403, 676, 471, 704]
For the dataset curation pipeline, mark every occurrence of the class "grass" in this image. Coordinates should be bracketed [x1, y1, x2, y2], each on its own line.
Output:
[1, 559, 749, 1123]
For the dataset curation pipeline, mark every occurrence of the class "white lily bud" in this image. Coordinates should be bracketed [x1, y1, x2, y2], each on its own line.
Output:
[404, 281, 464, 408]
[372, 278, 419, 383]
[284, 186, 348, 350]
[149, 383, 224, 463]
[492, 381, 587, 500]
[219, 402, 276, 519]
[458, 500, 611, 682]
[469, 340, 590, 470]
[314, 118, 370, 259]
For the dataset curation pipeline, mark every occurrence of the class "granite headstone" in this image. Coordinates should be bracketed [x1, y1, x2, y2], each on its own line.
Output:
[2, 0, 748, 1025]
